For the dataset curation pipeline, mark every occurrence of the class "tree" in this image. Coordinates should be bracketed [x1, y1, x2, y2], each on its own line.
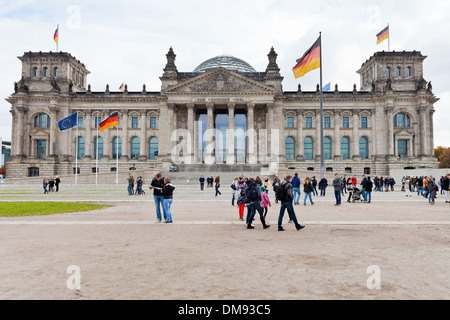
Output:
[434, 146, 446, 159]
[438, 147, 450, 169]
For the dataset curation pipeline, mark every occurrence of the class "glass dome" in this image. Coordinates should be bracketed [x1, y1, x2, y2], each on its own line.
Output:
[193, 55, 257, 73]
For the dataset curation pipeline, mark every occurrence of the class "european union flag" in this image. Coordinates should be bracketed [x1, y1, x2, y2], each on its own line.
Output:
[58, 112, 78, 131]
[322, 82, 331, 92]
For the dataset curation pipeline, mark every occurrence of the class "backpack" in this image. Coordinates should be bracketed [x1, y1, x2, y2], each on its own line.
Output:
[277, 182, 290, 202]
[230, 183, 237, 190]
[245, 183, 257, 203]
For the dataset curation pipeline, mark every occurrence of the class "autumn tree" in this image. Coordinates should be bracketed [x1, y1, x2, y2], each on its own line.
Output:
[438, 147, 450, 168]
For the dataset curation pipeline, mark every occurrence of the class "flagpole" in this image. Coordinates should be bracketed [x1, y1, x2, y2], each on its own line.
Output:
[319, 32, 325, 180]
[388, 23, 390, 52]
[96, 115, 99, 186]
[116, 122, 119, 184]
[75, 120, 78, 186]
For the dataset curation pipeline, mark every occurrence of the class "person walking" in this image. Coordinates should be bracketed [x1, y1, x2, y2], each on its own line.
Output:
[365, 176, 373, 203]
[199, 175, 205, 191]
[427, 176, 437, 205]
[332, 173, 342, 206]
[245, 178, 270, 230]
[404, 176, 411, 197]
[149, 173, 167, 222]
[303, 177, 314, 206]
[311, 176, 318, 196]
[162, 177, 175, 223]
[347, 178, 354, 203]
[127, 173, 134, 195]
[236, 179, 246, 221]
[136, 176, 145, 195]
[319, 176, 328, 197]
[443, 174, 450, 203]
[277, 175, 305, 231]
[43, 176, 49, 194]
[55, 176, 61, 192]
[292, 173, 301, 205]
[360, 175, 367, 201]
[215, 174, 222, 196]
[273, 175, 281, 203]
[260, 186, 271, 219]
[231, 177, 239, 206]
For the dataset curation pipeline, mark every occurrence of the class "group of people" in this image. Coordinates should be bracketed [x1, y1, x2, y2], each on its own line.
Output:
[42, 176, 61, 194]
[199, 175, 222, 196]
[126, 174, 145, 195]
[148, 173, 176, 223]
[402, 174, 450, 205]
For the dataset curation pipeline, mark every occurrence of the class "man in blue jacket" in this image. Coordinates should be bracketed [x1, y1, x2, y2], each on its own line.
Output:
[292, 173, 301, 205]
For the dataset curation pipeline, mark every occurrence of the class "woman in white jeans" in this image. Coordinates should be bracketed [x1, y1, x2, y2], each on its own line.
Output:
[404, 176, 411, 197]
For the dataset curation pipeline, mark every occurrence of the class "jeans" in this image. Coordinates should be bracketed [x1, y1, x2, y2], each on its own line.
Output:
[154, 195, 167, 221]
[215, 186, 221, 196]
[304, 192, 313, 205]
[278, 201, 301, 229]
[361, 188, 366, 201]
[127, 184, 133, 195]
[43, 183, 48, 194]
[334, 190, 341, 205]
[293, 187, 301, 203]
[320, 186, 326, 196]
[232, 194, 235, 206]
[418, 186, 423, 195]
[312, 186, 318, 196]
[365, 191, 372, 202]
[200, 183, 204, 190]
[163, 198, 173, 222]
[246, 202, 264, 225]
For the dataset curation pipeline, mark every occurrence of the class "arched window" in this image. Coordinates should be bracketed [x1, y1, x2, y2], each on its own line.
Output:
[33, 67, 39, 77]
[94, 137, 103, 159]
[406, 67, 412, 77]
[54, 67, 59, 77]
[385, 67, 391, 77]
[34, 114, 50, 128]
[149, 137, 159, 159]
[340, 137, 350, 159]
[359, 137, 369, 159]
[304, 137, 314, 159]
[396, 66, 401, 77]
[324, 137, 332, 159]
[43, 67, 49, 77]
[112, 137, 122, 159]
[77, 137, 85, 159]
[131, 137, 140, 159]
[285, 137, 295, 160]
[394, 113, 411, 128]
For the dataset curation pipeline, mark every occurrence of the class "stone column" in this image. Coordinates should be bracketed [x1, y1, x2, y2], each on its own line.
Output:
[166, 104, 176, 159]
[227, 102, 235, 164]
[121, 110, 129, 160]
[187, 103, 195, 162]
[429, 109, 435, 156]
[247, 102, 256, 164]
[84, 111, 92, 159]
[419, 105, 428, 156]
[333, 110, 341, 159]
[266, 103, 274, 160]
[139, 110, 147, 160]
[205, 103, 215, 164]
[385, 104, 395, 156]
[315, 109, 321, 160]
[352, 109, 360, 159]
[371, 110, 377, 159]
[10, 109, 17, 156]
[296, 110, 304, 160]
[48, 102, 59, 158]
[15, 106, 27, 157]
[102, 110, 111, 160]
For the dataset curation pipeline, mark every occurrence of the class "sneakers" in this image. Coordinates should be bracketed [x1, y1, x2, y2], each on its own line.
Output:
[296, 225, 306, 231]
[278, 227, 285, 231]
[164, 221, 173, 223]
[288, 220, 293, 224]
[247, 225, 255, 229]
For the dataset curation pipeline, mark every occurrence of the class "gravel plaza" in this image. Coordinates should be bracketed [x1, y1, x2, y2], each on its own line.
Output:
[0, 182, 449, 300]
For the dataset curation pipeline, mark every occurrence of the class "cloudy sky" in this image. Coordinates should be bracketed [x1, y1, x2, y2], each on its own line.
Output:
[0, 0, 448, 147]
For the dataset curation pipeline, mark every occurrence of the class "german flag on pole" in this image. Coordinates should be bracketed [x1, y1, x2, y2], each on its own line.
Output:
[54, 27, 58, 44]
[377, 25, 389, 45]
[293, 36, 321, 79]
[99, 112, 119, 132]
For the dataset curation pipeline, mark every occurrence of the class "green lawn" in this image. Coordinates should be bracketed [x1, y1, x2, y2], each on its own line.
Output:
[0, 202, 112, 217]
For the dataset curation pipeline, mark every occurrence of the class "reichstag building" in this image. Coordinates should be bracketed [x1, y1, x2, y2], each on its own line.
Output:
[5, 47, 438, 178]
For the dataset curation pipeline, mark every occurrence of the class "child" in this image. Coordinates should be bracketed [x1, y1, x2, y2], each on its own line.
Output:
[236, 180, 246, 221]
[260, 186, 271, 219]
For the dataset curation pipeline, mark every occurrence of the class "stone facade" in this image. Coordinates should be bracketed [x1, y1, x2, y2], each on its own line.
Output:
[5, 48, 438, 179]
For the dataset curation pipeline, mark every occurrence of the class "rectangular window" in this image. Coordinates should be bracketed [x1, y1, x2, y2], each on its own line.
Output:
[132, 117, 139, 129]
[398, 140, 408, 158]
[324, 117, 331, 129]
[287, 117, 294, 128]
[78, 117, 83, 129]
[150, 117, 157, 129]
[342, 117, 349, 128]
[305, 117, 312, 128]
[36, 140, 47, 159]
[95, 117, 102, 129]
[361, 116, 368, 128]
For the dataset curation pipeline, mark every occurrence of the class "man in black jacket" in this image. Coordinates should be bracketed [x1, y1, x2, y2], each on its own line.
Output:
[245, 178, 270, 230]
[149, 173, 167, 222]
[277, 175, 305, 231]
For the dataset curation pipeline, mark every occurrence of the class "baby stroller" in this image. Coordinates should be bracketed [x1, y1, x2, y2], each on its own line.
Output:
[351, 186, 364, 203]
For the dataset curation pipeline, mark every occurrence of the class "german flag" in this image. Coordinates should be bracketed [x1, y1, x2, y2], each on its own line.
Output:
[54, 27, 58, 44]
[377, 25, 389, 45]
[293, 36, 321, 79]
[99, 112, 119, 132]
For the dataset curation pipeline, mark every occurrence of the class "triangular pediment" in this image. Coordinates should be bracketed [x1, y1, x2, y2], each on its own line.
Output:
[165, 68, 275, 94]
